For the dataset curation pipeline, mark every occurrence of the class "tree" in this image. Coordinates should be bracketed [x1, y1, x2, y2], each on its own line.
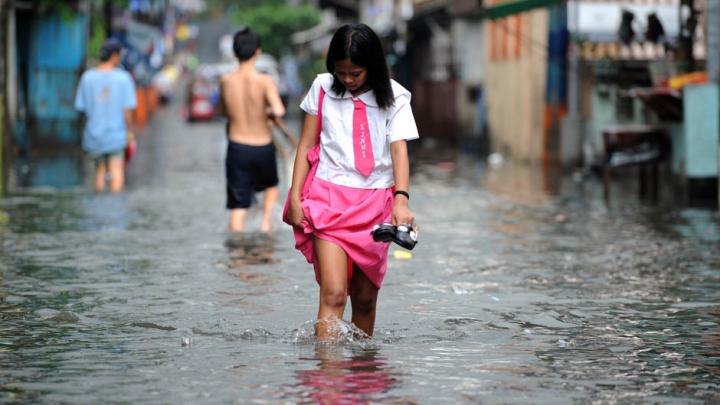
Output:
[36, 0, 130, 17]
[226, 2, 320, 59]
[204, 0, 288, 11]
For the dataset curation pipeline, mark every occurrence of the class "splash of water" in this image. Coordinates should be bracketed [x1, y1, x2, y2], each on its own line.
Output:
[289, 316, 380, 350]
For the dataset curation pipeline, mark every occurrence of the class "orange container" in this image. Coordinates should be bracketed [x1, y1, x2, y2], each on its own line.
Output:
[135, 87, 148, 130]
[668, 71, 708, 90]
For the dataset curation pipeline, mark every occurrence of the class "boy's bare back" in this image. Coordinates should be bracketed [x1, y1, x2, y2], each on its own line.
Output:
[217, 67, 285, 145]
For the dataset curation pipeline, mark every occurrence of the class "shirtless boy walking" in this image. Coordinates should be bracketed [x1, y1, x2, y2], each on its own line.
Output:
[216, 28, 286, 233]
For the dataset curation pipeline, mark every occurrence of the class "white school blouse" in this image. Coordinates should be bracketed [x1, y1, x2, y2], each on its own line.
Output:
[300, 73, 419, 189]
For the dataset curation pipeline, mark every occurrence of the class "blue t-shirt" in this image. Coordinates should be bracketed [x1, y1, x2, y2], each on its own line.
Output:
[74, 68, 137, 154]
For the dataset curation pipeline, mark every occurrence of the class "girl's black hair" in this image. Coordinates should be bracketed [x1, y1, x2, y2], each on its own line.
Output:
[326, 24, 394, 110]
[233, 27, 261, 61]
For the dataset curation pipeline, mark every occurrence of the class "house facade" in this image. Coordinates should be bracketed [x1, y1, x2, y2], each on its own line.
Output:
[407, 0, 486, 147]
[484, 0, 554, 164]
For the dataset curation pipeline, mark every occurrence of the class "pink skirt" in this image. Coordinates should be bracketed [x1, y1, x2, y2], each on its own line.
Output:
[291, 177, 393, 290]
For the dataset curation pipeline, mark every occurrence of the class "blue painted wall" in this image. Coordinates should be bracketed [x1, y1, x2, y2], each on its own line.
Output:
[18, 12, 87, 149]
[683, 83, 719, 178]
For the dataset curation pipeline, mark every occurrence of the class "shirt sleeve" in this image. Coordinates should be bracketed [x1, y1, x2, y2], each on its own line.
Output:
[74, 74, 86, 112]
[123, 73, 138, 109]
[386, 92, 419, 143]
[299, 76, 320, 115]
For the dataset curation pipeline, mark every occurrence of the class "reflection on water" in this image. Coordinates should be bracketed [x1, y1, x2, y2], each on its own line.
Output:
[292, 346, 403, 405]
[285, 319, 406, 404]
[77, 193, 136, 231]
[223, 232, 278, 290]
[11, 152, 86, 191]
[675, 209, 720, 242]
[0, 192, 135, 234]
[225, 231, 278, 267]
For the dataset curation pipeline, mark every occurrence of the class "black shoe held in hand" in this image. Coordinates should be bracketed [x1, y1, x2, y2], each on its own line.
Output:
[394, 224, 418, 250]
[371, 222, 396, 243]
[371, 222, 418, 250]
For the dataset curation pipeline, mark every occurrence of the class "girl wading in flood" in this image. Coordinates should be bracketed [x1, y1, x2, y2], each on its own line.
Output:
[284, 23, 419, 340]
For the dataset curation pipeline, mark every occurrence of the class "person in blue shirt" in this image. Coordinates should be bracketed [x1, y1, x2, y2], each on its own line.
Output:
[75, 38, 137, 192]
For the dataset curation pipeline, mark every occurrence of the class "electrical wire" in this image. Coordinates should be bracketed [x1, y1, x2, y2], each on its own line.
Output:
[494, 17, 550, 57]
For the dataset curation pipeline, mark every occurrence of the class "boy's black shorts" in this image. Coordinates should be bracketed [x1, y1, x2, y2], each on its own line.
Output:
[226, 141, 278, 209]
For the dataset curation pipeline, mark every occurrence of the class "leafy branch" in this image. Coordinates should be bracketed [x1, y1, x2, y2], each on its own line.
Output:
[228, 3, 319, 58]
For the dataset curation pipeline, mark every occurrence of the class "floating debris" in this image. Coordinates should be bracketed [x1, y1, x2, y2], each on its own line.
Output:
[130, 322, 176, 331]
[46, 312, 80, 324]
[488, 152, 504, 167]
[557, 339, 576, 348]
[452, 286, 469, 295]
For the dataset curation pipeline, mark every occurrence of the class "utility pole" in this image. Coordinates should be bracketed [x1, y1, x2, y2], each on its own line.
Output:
[560, 0, 583, 170]
[0, 2, 4, 195]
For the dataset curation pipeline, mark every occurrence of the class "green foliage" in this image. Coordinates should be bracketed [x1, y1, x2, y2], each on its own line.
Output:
[87, 16, 106, 60]
[228, 4, 320, 58]
[299, 55, 327, 92]
[35, 0, 129, 21]
[205, 0, 287, 10]
[36, 0, 76, 20]
[36, 0, 130, 11]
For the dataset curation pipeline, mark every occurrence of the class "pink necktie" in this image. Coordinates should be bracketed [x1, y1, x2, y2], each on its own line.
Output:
[353, 99, 374, 177]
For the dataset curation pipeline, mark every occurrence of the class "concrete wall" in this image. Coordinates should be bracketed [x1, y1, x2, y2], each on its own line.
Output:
[586, 85, 704, 178]
[485, 10, 548, 163]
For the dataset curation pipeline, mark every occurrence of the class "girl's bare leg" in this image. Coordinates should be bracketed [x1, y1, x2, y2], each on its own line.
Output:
[349, 264, 379, 337]
[260, 185, 278, 233]
[314, 237, 349, 340]
[229, 209, 248, 232]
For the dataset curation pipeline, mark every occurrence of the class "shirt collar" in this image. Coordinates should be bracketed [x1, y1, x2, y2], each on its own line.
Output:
[318, 73, 379, 107]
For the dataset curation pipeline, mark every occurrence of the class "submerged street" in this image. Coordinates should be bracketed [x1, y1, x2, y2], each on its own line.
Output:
[1, 93, 719, 404]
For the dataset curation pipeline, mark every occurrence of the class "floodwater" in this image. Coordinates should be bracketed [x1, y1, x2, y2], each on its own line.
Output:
[1, 103, 719, 405]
